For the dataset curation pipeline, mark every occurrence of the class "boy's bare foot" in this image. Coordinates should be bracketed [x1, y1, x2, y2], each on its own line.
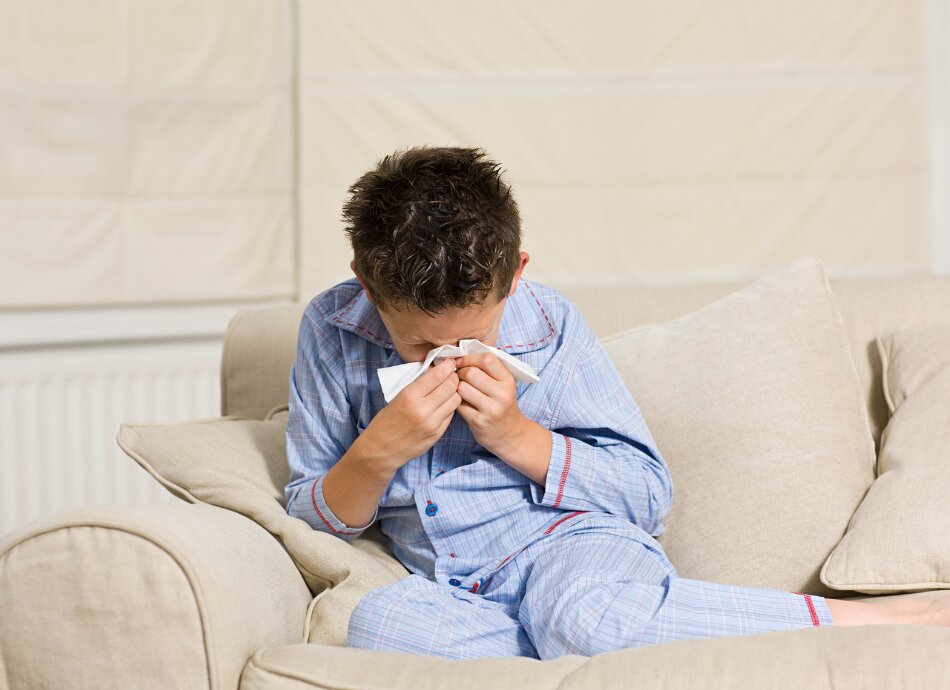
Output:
[826, 592, 950, 626]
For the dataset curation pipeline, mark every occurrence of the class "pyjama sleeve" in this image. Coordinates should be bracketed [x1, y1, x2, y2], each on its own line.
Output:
[284, 305, 379, 543]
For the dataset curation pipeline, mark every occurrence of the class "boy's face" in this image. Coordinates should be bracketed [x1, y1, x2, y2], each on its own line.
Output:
[351, 252, 529, 363]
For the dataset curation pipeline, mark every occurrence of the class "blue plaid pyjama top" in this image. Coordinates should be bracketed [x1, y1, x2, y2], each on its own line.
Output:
[284, 276, 833, 660]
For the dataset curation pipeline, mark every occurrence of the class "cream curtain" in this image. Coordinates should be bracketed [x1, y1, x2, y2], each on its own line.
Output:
[297, 0, 930, 295]
[0, 0, 294, 308]
[0, 1, 931, 308]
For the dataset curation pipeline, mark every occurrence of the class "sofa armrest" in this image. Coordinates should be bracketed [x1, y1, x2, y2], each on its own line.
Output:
[0, 500, 313, 690]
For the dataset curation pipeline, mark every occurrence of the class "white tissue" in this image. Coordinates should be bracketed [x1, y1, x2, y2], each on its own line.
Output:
[377, 338, 540, 403]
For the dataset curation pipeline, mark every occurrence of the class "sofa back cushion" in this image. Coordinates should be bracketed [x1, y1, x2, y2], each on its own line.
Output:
[222, 271, 950, 454]
[600, 257, 875, 596]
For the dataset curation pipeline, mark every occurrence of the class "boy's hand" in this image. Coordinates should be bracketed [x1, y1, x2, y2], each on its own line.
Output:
[358, 359, 461, 474]
[454, 353, 527, 458]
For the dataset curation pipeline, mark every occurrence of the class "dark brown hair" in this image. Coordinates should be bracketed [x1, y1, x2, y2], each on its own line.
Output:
[342, 145, 522, 315]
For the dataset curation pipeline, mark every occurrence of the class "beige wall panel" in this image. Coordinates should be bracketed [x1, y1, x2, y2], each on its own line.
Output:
[0, 201, 123, 304]
[299, 0, 924, 76]
[513, 177, 928, 283]
[298, 82, 926, 184]
[128, 96, 289, 195]
[297, 0, 928, 293]
[19, 0, 124, 87]
[120, 199, 292, 303]
[298, 186, 360, 296]
[0, 199, 292, 308]
[0, 92, 128, 195]
[0, 0, 287, 88]
[0, 0, 293, 307]
[299, 174, 928, 296]
[297, 76, 928, 293]
[128, 0, 287, 88]
[0, 2, 19, 82]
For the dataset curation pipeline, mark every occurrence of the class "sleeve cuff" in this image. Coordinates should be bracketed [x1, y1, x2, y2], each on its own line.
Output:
[306, 474, 378, 540]
[530, 431, 572, 508]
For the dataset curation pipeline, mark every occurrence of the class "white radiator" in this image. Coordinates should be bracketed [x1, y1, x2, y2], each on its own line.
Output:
[0, 340, 223, 536]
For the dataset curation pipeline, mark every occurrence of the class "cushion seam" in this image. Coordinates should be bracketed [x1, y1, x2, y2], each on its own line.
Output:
[245, 650, 386, 690]
[876, 330, 896, 415]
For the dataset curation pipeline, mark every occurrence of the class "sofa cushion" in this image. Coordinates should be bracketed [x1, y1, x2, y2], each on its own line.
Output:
[116, 405, 410, 647]
[240, 591, 950, 690]
[600, 257, 875, 596]
[820, 324, 950, 593]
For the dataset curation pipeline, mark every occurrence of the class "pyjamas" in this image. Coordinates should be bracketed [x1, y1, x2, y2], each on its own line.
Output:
[285, 277, 834, 661]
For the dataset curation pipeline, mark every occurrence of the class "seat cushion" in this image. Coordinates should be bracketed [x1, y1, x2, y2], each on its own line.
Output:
[239, 591, 950, 690]
[600, 257, 875, 596]
[116, 405, 410, 647]
[820, 324, 950, 593]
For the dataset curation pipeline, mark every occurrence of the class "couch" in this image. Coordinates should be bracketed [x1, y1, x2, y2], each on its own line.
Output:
[2, 258, 950, 689]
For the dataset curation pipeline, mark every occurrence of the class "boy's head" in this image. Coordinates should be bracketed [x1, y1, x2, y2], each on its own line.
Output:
[342, 145, 529, 362]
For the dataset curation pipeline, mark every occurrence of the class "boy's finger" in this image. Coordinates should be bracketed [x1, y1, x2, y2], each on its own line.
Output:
[457, 365, 498, 398]
[409, 359, 457, 396]
[432, 388, 462, 424]
[454, 353, 509, 382]
[458, 379, 491, 411]
[425, 370, 460, 408]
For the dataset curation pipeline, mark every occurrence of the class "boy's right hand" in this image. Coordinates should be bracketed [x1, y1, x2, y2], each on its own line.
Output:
[357, 359, 461, 474]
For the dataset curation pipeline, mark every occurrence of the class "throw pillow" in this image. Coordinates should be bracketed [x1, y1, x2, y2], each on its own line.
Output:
[820, 324, 950, 593]
[600, 257, 876, 596]
[116, 404, 410, 647]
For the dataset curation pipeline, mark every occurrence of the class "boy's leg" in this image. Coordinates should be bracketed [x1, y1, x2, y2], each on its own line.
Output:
[347, 573, 539, 660]
[519, 529, 833, 660]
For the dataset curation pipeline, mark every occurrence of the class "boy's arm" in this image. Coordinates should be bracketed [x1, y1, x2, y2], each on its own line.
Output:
[526, 336, 674, 537]
[284, 306, 381, 543]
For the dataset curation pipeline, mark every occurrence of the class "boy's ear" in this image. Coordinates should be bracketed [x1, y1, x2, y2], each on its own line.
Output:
[507, 251, 530, 296]
[350, 260, 375, 303]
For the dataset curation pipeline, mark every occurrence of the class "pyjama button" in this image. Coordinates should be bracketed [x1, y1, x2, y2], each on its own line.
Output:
[425, 503, 438, 516]
[449, 578, 461, 586]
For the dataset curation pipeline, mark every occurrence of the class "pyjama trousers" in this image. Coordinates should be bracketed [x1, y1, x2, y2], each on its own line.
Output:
[346, 517, 834, 660]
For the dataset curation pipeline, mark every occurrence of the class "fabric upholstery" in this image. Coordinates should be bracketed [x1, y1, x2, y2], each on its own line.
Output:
[0, 502, 312, 690]
[600, 258, 875, 596]
[820, 324, 950, 593]
[115, 407, 410, 647]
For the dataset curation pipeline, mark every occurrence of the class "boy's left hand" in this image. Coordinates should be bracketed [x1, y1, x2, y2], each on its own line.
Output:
[453, 353, 526, 458]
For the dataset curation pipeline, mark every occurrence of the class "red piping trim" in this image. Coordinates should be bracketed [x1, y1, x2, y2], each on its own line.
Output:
[488, 510, 588, 579]
[544, 510, 586, 535]
[497, 281, 557, 351]
[330, 293, 394, 348]
[552, 435, 572, 508]
[802, 594, 821, 626]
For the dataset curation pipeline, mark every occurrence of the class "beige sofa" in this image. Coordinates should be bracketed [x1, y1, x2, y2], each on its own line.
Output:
[3, 264, 950, 689]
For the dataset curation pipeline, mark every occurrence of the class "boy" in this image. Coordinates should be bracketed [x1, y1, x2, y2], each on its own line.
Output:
[284, 146, 937, 661]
